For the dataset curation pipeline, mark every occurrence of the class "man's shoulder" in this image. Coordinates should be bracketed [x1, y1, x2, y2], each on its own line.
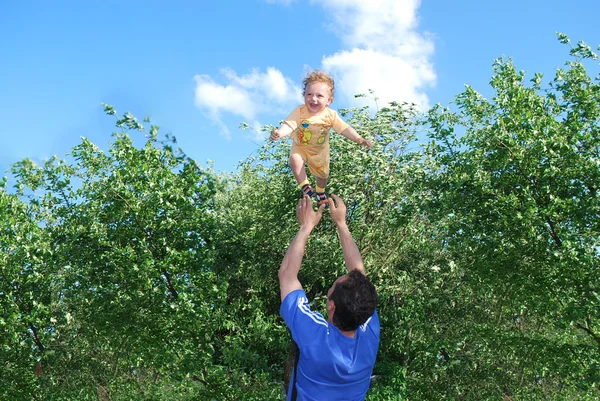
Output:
[357, 310, 380, 343]
[280, 290, 329, 343]
[281, 288, 306, 306]
[359, 310, 379, 330]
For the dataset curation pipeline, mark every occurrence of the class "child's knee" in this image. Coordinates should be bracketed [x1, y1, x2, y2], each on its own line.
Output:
[289, 154, 306, 169]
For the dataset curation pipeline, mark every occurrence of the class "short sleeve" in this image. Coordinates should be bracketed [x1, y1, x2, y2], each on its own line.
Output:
[330, 109, 350, 134]
[280, 289, 329, 347]
[283, 106, 302, 131]
[359, 310, 380, 339]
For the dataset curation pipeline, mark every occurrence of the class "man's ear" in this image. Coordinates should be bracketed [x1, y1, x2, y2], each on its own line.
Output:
[326, 299, 335, 312]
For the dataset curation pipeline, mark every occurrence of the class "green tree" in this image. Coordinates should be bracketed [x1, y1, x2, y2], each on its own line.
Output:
[0, 176, 53, 399]
[214, 100, 448, 400]
[3, 108, 228, 399]
[420, 34, 600, 399]
[2, 34, 599, 401]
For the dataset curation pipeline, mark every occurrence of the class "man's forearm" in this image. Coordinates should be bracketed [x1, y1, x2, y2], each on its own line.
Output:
[280, 227, 311, 276]
[278, 226, 312, 300]
[336, 222, 366, 275]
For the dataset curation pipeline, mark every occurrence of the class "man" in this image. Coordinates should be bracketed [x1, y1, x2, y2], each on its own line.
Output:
[279, 194, 380, 400]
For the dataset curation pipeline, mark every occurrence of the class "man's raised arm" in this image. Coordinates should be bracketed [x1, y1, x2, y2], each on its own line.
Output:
[278, 195, 326, 301]
[328, 194, 366, 275]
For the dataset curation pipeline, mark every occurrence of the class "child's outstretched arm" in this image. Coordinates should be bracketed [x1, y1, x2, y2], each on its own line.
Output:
[339, 126, 373, 149]
[270, 123, 293, 141]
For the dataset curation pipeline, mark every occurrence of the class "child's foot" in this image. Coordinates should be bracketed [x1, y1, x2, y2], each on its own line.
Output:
[316, 192, 329, 207]
[301, 183, 316, 197]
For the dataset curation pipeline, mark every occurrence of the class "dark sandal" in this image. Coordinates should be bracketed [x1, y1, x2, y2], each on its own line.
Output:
[316, 192, 329, 207]
[301, 183, 316, 197]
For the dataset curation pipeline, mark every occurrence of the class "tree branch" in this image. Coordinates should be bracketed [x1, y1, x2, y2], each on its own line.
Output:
[545, 217, 563, 247]
[439, 347, 450, 362]
[28, 324, 45, 353]
[575, 315, 600, 349]
[162, 270, 179, 300]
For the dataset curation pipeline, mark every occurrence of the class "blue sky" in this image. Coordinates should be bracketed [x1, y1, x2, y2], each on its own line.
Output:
[1, 0, 599, 180]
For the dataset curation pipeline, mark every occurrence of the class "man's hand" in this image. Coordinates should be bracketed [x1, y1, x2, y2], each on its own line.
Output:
[270, 129, 281, 140]
[297, 194, 325, 230]
[328, 194, 347, 226]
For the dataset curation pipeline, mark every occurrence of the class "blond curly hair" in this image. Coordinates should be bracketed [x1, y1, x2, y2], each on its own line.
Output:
[302, 70, 335, 99]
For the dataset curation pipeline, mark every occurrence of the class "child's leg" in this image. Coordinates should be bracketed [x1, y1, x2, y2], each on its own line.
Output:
[290, 153, 316, 196]
[290, 153, 308, 185]
[307, 151, 329, 206]
[315, 178, 329, 206]
[316, 177, 328, 193]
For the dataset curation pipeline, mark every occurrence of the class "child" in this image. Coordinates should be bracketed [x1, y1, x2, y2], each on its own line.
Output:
[270, 70, 373, 206]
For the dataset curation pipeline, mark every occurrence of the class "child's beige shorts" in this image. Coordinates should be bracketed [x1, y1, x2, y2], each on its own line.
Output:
[290, 142, 330, 180]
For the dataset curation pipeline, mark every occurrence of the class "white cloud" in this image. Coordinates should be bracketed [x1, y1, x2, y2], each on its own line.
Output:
[315, 0, 421, 49]
[194, 74, 257, 121]
[323, 48, 433, 110]
[195, 0, 435, 137]
[193, 68, 302, 139]
[315, 0, 435, 110]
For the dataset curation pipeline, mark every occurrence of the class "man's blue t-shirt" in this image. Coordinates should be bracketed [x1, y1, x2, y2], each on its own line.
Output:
[280, 289, 380, 401]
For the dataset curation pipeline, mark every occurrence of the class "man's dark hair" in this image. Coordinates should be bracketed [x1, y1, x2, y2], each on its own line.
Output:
[329, 270, 378, 331]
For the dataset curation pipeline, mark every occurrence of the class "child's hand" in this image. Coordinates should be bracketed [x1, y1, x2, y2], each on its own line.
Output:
[270, 129, 281, 140]
[360, 138, 373, 149]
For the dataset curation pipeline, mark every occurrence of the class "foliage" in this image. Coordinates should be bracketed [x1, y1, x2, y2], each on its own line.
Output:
[419, 33, 600, 399]
[1, 34, 599, 400]
[2, 110, 228, 399]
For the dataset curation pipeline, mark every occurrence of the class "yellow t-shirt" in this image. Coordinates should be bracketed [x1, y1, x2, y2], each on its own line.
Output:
[284, 106, 349, 147]
[284, 105, 350, 179]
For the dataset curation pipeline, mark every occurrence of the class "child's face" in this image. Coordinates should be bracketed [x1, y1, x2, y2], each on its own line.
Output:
[304, 81, 332, 115]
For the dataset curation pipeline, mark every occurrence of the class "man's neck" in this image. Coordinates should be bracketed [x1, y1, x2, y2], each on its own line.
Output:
[328, 317, 356, 338]
[340, 329, 356, 338]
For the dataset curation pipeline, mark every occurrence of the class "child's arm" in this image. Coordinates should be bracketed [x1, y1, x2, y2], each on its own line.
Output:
[339, 126, 373, 149]
[270, 123, 293, 140]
